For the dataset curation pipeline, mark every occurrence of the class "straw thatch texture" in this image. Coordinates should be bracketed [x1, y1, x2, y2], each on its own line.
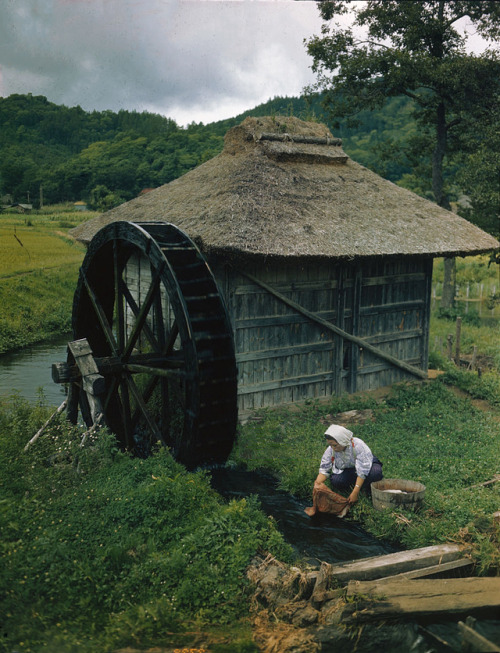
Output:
[71, 116, 499, 258]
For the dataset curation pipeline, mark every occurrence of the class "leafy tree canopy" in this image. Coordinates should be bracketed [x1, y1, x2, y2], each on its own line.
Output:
[307, 1, 500, 209]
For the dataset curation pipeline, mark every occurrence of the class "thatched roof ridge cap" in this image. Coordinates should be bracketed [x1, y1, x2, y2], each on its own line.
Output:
[223, 115, 338, 155]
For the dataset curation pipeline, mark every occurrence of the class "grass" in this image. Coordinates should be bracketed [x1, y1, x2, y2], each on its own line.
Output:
[0, 212, 91, 276]
[3, 373, 498, 651]
[0, 211, 499, 649]
[0, 210, 94, 353]
[230, 378, 500, 574]
[0, 397, 291, 652]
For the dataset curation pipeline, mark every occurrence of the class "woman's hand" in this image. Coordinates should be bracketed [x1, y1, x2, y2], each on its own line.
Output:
[348, 487, 360, 504]
[313, 473, 328, 489]
[348, 478, 364, 503]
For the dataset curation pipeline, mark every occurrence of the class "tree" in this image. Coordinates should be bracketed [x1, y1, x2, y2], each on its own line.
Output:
[457, 110, 500, 238]
[307, 0, 500, 308]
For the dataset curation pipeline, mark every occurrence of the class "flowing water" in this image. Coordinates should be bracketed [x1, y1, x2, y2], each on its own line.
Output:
[0, 334, 70, 405]
[210, 467, 397, 564]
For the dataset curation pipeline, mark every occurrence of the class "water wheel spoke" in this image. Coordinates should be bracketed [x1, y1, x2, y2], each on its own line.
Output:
[102, 376, 119, 414]
[113, 240, 125, 350]
[125, 374, 163, 443]
[81, 270, 118, 356]
[123, 363, 186, 379]
[118, 377, 133, 448]
[160, 377, 171, 445]
[129, 374, 158, 436]
[120, 278, 160, 354]
[164, 321, 179, 356]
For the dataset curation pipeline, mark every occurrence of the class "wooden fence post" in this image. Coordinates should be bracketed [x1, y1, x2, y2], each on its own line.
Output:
[454, 317, 462, 366]
[471, 346, 478, 371]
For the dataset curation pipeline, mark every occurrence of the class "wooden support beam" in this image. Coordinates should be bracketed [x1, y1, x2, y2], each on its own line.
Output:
[342, 577, 500, 623]
[374, 557, 474, 582]
[237, 269, 428, 380]
[68, 339, 105, 424]
[24, 400, 67, 451]
[326, 543, 467, 583]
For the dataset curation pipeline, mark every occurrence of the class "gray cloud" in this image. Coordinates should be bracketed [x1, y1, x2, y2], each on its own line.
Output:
[0, 0, 325, 125]
[0, 1, 489, 125]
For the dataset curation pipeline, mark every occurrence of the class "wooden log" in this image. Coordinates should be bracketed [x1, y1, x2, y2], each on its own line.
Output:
[257, 132, 343, 146]
[52, 353, 183, 384]
[311, 561, 332, 607]
[418, 625, 455, 652]
[374, 557, 474, 582]
[464, 474, 500, 490]
[327, 543, 467, 583]
[342, 577, 500, 623]
[459, 616, 500, 652]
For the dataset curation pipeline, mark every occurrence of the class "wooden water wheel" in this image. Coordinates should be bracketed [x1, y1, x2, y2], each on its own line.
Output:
[54, 221, 238, 469]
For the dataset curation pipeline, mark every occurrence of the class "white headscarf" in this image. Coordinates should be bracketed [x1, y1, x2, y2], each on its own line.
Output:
[324, 424, 353, 447]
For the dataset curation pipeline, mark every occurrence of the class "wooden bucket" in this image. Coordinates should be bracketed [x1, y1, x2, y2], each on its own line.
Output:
[371, 478, 426, 512]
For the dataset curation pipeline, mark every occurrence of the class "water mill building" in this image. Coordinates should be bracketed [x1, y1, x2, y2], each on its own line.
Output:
[71, 116, 499, 428]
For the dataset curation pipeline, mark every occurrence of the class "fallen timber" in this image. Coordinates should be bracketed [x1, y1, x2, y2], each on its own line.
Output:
[324, 543, 470, 583]
[342, 577, 500, 624]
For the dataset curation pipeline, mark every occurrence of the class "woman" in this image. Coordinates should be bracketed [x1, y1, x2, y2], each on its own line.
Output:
[313, 424, 383, 504]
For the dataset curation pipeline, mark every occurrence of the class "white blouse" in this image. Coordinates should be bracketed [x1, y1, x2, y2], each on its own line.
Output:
[319, 437, 374, 479]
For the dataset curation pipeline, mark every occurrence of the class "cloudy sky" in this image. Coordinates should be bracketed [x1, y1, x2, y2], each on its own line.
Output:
[0, 0, 492, 127]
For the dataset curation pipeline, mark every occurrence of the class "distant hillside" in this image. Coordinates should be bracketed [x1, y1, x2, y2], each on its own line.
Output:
[0, 91, 452, 213]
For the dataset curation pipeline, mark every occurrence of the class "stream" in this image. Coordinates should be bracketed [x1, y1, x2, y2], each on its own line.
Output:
[1, 337, 499, 651]
[0, 334, 70, 405]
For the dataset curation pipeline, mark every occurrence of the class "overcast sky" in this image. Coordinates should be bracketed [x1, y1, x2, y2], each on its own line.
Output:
[0, 0, 492, 127]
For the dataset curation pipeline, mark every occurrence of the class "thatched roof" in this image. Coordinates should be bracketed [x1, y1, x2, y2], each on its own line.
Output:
[71, 116, 499, 259]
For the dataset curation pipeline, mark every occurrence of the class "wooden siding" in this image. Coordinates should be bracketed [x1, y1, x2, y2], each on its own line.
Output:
[124, 252, 432, 421]
[223, 257, 432, 420]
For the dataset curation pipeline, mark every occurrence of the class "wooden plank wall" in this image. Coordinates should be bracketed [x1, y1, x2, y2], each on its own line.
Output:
[353, 257, 433, 392]
[222, 256, 432, 420]
[224, 259, 341, 419]
[124, 252, 432, 421]
[124, 254, 175, 347]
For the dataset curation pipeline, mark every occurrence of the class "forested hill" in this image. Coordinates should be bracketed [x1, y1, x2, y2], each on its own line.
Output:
[0, 92, 424, 212]
[3, 91, 491, 231]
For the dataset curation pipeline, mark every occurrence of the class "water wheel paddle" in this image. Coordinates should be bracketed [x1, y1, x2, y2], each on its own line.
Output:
[65, 221, 237, 469]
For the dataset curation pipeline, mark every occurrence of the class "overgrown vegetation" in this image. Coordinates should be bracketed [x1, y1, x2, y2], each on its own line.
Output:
[0, 398, 292, 652]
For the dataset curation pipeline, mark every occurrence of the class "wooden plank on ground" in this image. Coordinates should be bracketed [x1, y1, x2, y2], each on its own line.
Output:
[342, 577, 500, 623]
[328, 543, 467, 583]
[459, 617, 500, 652]
[375, 557, 474, 582]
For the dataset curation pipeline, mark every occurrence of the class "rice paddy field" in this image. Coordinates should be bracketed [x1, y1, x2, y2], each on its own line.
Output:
[0, 208, 96, 353]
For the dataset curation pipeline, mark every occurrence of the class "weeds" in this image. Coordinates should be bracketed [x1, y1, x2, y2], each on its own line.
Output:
[0, 398, 292, 652]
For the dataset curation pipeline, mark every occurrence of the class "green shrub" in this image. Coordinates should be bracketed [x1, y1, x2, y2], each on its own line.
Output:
[0, 400, 292, 652]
